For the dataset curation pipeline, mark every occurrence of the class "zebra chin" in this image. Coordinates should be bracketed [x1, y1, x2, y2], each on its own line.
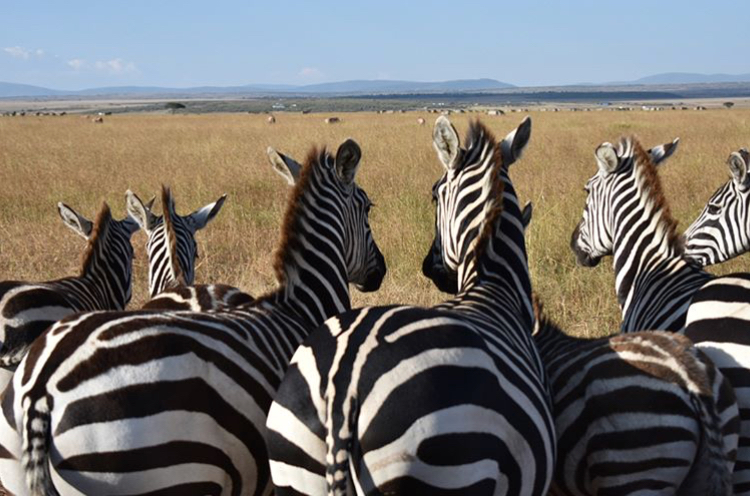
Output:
[570, 224, 602, 267]
[354, 252, 387, 292]
[422, 260, 458, 294]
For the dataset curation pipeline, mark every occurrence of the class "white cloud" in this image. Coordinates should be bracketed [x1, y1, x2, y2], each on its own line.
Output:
[67, 58, 86, 70]
[94, 58, 137, 75]
[3, 46, 44, 60]
[299, 67, 323, 78]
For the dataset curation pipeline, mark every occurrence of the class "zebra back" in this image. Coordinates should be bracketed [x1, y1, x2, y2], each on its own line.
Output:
[684, 148, 750, 266]
[532, 298, 737, 496]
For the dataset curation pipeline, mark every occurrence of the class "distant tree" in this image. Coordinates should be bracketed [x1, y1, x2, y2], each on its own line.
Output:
[165, 102, 186, 113]
[724, 101, 735, 109]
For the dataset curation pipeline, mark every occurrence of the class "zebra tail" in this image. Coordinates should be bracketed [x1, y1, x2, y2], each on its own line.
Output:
[688, 390, 733, 496]
[21, 394, 58, 496]
[325, 396, 358, 496]
[0, 343, 31, 368]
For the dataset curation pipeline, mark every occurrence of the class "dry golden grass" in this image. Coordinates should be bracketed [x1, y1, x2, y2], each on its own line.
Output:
[1, 109, 749, 337]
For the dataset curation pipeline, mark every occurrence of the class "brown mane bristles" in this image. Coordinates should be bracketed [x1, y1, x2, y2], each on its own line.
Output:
[468, 120, 505, 265]
[161, 185, 186, 285]
[629, 137, 682, 251]
[269, 146, 323, 289]
[80, 203, 112, 276]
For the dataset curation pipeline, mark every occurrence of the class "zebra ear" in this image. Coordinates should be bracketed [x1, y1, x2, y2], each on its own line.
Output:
[267, 147, 302, 186]
[126, 190, 159, 232]
[57, 202, 94, 240]
[595, 142, 619, 175]
[335, 138, 362, 185]
[728, 151, 750, 192]
[648, 138, 680, 166]
[186, 194, 227, 231]
[433, 116, 460, 170]
[501, 117, 532, 165]
[521, 201, 533, 230]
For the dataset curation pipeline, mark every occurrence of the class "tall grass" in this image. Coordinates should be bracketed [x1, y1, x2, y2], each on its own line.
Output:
[1, 109, 748, 336]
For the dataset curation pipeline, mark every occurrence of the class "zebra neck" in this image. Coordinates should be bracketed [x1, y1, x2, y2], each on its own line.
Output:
[611, 193, 708, 331]
[452, 211, 534, 330]
[273, 209, 351, 329]
[79, 245, 131, 310]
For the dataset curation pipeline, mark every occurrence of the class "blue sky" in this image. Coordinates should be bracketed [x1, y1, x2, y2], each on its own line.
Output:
[2, 0, 747, 89]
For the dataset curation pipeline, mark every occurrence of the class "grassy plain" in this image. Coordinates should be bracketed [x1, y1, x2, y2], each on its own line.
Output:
[1, 109, 749, 336]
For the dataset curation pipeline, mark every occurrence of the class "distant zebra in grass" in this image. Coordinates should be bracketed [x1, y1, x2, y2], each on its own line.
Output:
[533, 298, 737, 496]
[267, 117, 555, 495]
[570, 136, 750, 494]
[0, 202, 139, 390]
[684, 148, 750, 266]
[126, 186, 254, 311]
[0, 139, 386, 496]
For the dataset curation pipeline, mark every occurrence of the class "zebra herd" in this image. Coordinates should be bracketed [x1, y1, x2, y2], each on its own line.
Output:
[0, 117, 748, 495]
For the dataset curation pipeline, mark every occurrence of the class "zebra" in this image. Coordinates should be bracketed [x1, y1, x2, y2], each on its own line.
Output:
[0, 138, 386, 496]
[125, 185, 226, 298]
[570, 136, 750, 493]
[138, 146, 304, 312]
[127, 185, 255, 311]
[533, 297, 737, 496]
[683, 148, 750, 266]
[267, 117, 556, 495]
[0, 201, 139, 391]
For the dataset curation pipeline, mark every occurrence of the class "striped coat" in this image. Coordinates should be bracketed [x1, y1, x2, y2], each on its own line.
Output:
[533, 300, 737, 495]
[0, 140, 386, 496]
[128, 186, 254, 311]
[0, 203, 139, 390]
[684, 148, 750, 266]
[267, 118, 556, 495]
[571, 136, 750, 493]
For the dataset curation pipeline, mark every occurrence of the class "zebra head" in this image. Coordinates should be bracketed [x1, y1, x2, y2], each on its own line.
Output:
[684, 148, 750, 266]
[422, 116, 531, 293]
[570, 137, 680, 267]
[271, 140, 386, 293]
[126, 187, 226, 297]
[58, 202, 140, 304]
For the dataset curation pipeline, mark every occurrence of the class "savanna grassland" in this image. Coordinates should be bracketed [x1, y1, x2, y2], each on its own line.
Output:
[1, 109, 749, 337]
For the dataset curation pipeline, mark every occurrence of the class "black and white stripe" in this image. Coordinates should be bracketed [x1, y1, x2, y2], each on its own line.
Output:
[533, 300, 737, 495]
[0, 140, 386, 495]
[0, 202, 138, 390]
[571, 136, 750, 494]
[684, 148, 750, 267]
[267, 117, 555, 495]
[128, 185, 255, 311]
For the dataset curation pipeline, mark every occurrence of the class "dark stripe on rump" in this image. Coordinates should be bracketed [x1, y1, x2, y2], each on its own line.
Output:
[378, 476, 496, 495]
[56, 332, 273, 413]
[119, 481, 222, 496]
[686, 322, 750, 346]
[53, 378, 269, 491]
[59, 442, 237, 495]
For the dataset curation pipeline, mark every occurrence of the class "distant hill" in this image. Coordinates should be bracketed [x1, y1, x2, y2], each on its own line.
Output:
[296, 79, 514, 94]
[617, 72, 750, 85]
[0, 82, 70, 98]
[0, 78, 514, 98]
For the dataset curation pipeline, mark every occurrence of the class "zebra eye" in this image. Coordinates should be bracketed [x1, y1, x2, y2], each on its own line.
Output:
[707, 204, 721, 215]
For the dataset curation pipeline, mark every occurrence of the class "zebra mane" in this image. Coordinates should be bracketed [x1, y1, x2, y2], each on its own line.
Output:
[469, 121, 506, 267]
[80, 202, 112, 276]
[271, 146, 326, 288]
[626, 137, 683, 251]
[161, 185, 187, 286]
